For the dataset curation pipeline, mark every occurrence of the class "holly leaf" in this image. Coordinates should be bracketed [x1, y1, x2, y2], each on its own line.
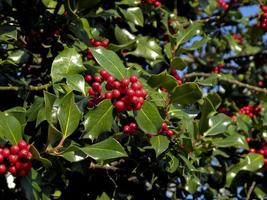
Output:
[150, 135, 170, 157]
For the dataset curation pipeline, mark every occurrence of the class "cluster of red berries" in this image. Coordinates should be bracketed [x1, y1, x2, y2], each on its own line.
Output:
[143, 0, 161, 7]
[122, 122, 138, 135]
[212, 64, 224, 73]
[260, 5, 267, 31]
[87, 39, 109, 60]
[217, 0, 229, 10]
[159, 122, 173, 137]
[232, 34, 244, 44]
[85, 70, 148, 111]
[0, 140, 32, 177]
[170, 69, 183, 85]
[247, 138, 267, 166]
[239, 105, 262, 118]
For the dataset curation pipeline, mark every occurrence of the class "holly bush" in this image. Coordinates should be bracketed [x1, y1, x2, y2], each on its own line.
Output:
[1, 0, 267, 199]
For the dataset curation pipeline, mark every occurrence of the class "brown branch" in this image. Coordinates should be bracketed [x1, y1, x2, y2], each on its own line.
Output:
[184, 72, 267, 95]
[89, 163, 119, 171]
[0, 82, 52, 91]
[246, 181, 256, 200]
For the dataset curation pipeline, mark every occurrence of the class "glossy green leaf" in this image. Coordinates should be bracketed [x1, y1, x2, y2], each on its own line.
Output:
[58, 92, 81, 139]
[175, 23, 202, 48]
[136, 101, 163, 134]
[5, 106, 26, 126]
[90, 47, 127, 80]
[0, 25, 17, 41]
[204, 113, 232, 136]
[150, 135, 170, 157]
[120, 7, 144, 27]
[171, 83, 203, 105]
[27, 97, 44, 122]
[213, 133, 248, 149]
[226, 153, 264, 186]
[43, 91, 58, 128]
[66, 74, 87, 96]
[0, 112, 22, 144]
[128, 37, 164, 61]
[114, 25, 136, 44]
[147, 71, 178, 91]
[80, 138, 127, 161]
[171, 57, 187, 70]
[97, 192, 110, 200]
[83, 100, 113, 140]
[166, 153, 179, 173]
[51, 48, 86, 82]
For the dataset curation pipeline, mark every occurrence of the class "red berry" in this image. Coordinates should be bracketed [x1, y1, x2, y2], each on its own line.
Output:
[0, 148, 3, 154]
[112, 81, 121, 89]
[131, 82, 142, 90]
[127, 89, 135, 97]
[138, 97, 144, 104]
[19, 149, 28, 159]
[154, 1, 161, 7]
[88, 100, 95, 108]
[0, 164, 6, 174]
[131, 96, 139, 104]
[246, 137, 252, 143]
[100, 70, 109, 79]
[94, 76, 102, 83]
[105, 92, 113, 99]
[264, 158, 267, 166]
[130, 75, 138, 83]
[88, 88, 96, 96]
[107, 76, 115, 84]
[112, 89, 121, 99]
[8, 155, 18, 164]
[94, 41, 102, 47]
[10, 145, 20, 155]
[92, 82, 102, 92]
[2, 148, 10, 158]
[134, 103, 142, 110]
[249, 148, 256, 153]
[19, 140, 28, 150]
[123, 125, 131, 133]
[9, 166, 16, 175]
[167, 130, 174, 137]
[84, 74, 93, 82]
[129, 123, 137, 130]
[114, 101, 125, 111]
[102, 40, 109, 48]
[15, 161, 22, 170]
[161, 122, 168, 130]
[26, 152, 32, 160]
[141, 89, 148, 97]
[121, 79, 130, 87]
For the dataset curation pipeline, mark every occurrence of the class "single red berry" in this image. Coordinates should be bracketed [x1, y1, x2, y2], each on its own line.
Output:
[141, 89, 148, 97]
[107, 76, 115, 84]
[26, 152, 32, 160]
[249, 148, 256, 153]
[84, 74, 93, 82]
[0, 164, 6, 174]
[9, 166, 16, 175]
[8, 155, 18, 164]
[112, 89, 121, 99]
[264, 158, 267, 166]
[114, 101, 125, 111]
[154, 1, 161, 7]
[129, 123, 137, 130]
[102, 40, 109, 48]
[2, 148, 10, 158]
[94, 41, 102, 47]
[0, 148, 3, 154]
[130, 75, 138, 83]
[127, 89, 135, 97]
[88, 88, 96, 96]
[105, 92, 113, 99]
[112, 81, 121, 89]
[161, 122, 168, 130]
[92, 82, 102, 92]
[138, 97, 144, 104]
[121, 79, 130, 87]
[15, 161, 22, 170]
[19, 140, 28, 150]
[123, 125, 131, 133]
[94, 76, 102, 83]
[10, 145, 20, 155]
[131, 82, 142, 90]
[246, 137, 252, 143]
[131, 96, 139, 104]
[19, 149, 28, 159]
[134, 103, 142, 110]
[88, 100, 95, 108]
[167, 130, 174, 137]
[100, 70, 110, 79]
